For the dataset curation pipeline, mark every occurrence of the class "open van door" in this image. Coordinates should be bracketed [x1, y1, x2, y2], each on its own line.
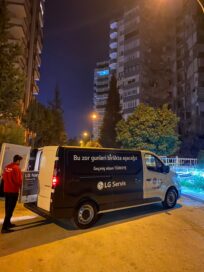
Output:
[37, 146, 59, 212]
[0, 143, 31, 176]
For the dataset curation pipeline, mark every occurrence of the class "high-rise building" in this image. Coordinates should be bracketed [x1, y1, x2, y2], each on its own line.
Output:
[93, 61, 110, 139]
[115, 1, 177, 120]
[109, 20, 118, 73]
[174, 0, 204, 138]
[93, 1, 176, 136]
[93, 0, 204, 154]
[6, 0, 45, 110]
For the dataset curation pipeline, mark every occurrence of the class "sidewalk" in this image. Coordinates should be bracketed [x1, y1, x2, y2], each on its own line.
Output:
[182, 188, 204, 203]
[0, 197, 37, 223]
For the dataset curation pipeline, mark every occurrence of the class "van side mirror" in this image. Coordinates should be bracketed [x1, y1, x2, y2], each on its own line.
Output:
[163, 165, 170, 173]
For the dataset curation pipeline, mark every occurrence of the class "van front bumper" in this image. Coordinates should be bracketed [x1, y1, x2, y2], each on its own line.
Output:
[177, 188, 181, 199]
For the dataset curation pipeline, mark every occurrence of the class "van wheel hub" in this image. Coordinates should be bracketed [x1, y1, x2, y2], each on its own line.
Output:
[78, 204, 94, 225]
[167, 191, 176, 206]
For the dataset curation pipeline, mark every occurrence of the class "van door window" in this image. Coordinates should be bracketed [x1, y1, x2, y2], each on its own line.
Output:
[145, 154, 164, 173]
[34, 151, 43, 171]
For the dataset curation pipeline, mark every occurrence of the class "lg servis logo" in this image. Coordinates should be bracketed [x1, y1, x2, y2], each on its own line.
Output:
[97, 181, 127, 190]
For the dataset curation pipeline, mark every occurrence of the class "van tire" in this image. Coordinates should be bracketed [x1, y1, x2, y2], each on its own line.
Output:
[72, 201, 98, 229]
[162, 188, 178, 209]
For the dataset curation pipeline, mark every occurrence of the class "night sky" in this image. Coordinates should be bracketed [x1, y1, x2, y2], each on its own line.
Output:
[39, 0, 134, 138]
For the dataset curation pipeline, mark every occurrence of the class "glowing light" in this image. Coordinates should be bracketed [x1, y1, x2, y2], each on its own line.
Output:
[97, 70, 109, 77]
[52, 176, 59, 188]
[83, 131, 89, 137]
[91, 113, 98, 120]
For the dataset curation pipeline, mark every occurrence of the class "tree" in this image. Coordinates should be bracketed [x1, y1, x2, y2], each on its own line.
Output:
[85, 140, 102, 148]
[67, 137, 79, 146]
[48, 85, 68, 145]
[0, 121, 25, 148]
[23, 86, 68, 147]
[23, 99, 54, 147]
[0, 1, 24, 119]
[116, 104, 180, 155]
[99, 75, 122, 148]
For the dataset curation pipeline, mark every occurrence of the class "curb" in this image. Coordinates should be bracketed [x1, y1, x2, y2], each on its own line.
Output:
[182, 193, 204, 204]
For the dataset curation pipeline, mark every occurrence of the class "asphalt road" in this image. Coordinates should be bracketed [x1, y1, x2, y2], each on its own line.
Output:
[0, 197, 204, 272]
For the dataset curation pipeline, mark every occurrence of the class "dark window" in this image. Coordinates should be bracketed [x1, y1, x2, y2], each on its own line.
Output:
[144, 154, 164, 173]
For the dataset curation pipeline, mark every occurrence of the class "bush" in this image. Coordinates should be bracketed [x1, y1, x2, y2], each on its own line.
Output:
[178, 173, 204, 192]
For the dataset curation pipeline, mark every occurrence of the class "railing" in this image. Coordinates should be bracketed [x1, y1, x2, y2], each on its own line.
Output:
[160, 156, 198, 167]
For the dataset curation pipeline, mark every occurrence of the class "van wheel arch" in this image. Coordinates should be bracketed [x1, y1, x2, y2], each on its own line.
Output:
[162, 186, 178, 209]
[71, 198, 100, 229]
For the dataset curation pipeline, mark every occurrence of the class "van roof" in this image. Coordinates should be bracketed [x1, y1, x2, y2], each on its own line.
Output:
[40, 146, 157, 155]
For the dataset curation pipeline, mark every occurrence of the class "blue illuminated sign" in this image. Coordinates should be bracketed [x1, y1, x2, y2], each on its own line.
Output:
[97, 70, 109, 77]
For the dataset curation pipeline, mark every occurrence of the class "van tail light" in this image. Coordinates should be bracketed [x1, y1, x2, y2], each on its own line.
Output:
[52, 176, 59, 189]
[52, 160, 60, 189]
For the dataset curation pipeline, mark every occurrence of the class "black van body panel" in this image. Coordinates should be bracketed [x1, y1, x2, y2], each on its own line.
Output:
[49, 147, 162, 218]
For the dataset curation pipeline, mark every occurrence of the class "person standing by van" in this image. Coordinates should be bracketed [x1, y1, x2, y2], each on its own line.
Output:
[1, 155, 23, 234]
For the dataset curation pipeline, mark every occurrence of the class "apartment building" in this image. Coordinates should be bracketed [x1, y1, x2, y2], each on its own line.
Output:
[116, 1, 176, 120]
[6, 0, 45, 110]
[93, 61, 110, 139]
[175, 0, 204, 138]
[93, 0, 204, 154]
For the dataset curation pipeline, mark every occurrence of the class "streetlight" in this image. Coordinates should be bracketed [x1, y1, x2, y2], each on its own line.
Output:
[91, 113, 98, 120]
[83, 131, 89, 138]
[90, 112, 98, 141]
[79, 140, 84, 147]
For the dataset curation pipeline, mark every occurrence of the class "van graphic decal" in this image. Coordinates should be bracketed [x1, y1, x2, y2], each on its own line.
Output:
[97, 181, 127, 190]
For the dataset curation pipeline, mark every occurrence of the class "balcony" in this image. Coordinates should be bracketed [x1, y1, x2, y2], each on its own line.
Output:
[110, 41, 117, 49]
[34, 69, 40, 81]
[37, 35, 43, 54]
[109, 52, 117, 60]
[9, 17, 27, 39]
[39, 9, 44, 28]
[35, 53, 41, 67]
[110, 31, 117, 40]
[110, 21, 118, 30]
[33, 82, 39, 95]
[7, 0, 29, 18]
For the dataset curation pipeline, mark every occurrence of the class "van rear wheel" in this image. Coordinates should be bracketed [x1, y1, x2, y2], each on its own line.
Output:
[162, 188, 178, 209]
[72, 201, 98, 229]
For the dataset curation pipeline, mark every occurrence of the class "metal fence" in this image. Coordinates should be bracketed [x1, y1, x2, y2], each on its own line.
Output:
[160, 156, 198, 167]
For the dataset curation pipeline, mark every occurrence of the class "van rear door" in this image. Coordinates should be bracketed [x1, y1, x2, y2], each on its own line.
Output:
[0, 143, 31, 175]
[37, 146, 59, 212]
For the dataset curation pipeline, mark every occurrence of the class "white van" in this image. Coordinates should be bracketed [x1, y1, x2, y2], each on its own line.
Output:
[25, 146, 181, 229]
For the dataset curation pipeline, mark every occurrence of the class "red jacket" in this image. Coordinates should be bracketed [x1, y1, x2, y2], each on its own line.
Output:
[3, 163, 22, 193]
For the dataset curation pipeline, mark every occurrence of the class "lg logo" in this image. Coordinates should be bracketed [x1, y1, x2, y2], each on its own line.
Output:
[97, 182, 104, 191]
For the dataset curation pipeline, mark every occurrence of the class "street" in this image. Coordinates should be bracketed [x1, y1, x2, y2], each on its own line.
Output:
[0, 197, 204, 272]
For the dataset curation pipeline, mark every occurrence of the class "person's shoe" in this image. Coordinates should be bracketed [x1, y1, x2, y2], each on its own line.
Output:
[1, 229, 14, 234]
[8, 223, 17, 228]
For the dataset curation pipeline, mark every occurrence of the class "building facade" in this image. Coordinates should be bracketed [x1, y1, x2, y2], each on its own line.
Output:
[174, 0, 204, 138]
[6, 0, 45, 110]
[115, 1, 176, 120]
[93, 61, 110, 139]
[93, 0, 204, 154]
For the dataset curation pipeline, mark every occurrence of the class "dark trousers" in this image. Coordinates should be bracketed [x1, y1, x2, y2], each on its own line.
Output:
[2, 193, 18, 230]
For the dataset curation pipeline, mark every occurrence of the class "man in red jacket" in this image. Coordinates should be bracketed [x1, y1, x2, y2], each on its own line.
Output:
[1, 155, 23, 234]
